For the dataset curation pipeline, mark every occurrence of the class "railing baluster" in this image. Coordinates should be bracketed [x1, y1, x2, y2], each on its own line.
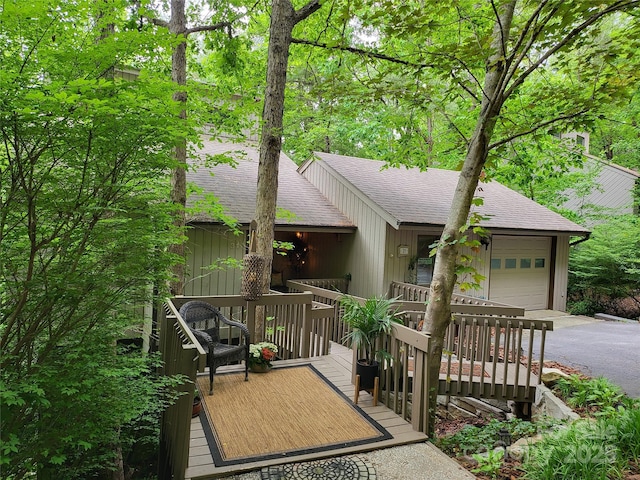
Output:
[513, 321, 522, 392]
[525, 323, 535, 398]
[503, 321, 511, 393]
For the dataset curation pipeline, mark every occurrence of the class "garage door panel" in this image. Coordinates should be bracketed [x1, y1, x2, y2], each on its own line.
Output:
[489, 236, 551, 310]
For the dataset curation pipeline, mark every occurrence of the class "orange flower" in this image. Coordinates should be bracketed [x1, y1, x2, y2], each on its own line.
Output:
[262, 347, 276, 361]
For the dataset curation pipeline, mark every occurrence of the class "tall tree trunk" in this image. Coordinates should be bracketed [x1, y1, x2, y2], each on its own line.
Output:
[169, 0, 188, 295]
[421, 1, 516, 437]
[254, 0, 320, 339]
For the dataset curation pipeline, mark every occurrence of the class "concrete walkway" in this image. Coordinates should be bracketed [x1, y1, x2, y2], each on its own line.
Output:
[218, 443, 475, 480]
[525, 310, 640, 398]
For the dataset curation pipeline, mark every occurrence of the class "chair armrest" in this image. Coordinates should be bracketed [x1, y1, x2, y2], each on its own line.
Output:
[190, 328, 213, 349]
[219, 315, 251, 343]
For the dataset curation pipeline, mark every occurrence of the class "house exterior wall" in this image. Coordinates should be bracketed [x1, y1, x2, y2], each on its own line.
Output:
[564, 157, 639, 218]
[184, 225, 245, 296]
[301, 162, 388, 297]
[383, 226, 491, 299]
[552, 234, 570, 311]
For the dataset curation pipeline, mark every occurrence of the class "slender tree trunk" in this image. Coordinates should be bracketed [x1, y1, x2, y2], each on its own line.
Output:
[254, 0, 320, 339]
[421, 1, 516, 437]
[169, 0, 188, 295]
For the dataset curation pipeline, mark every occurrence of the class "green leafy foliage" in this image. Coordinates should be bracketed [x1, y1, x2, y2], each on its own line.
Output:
[471, 448, 504, 478]
[554, 375, 627, 418]
[591, 90, 640, 172]
[613, 406, 640, 461]
[0, 0, 189, 477]
[339, 295, 402, 365]
[568, 215, 640, 316]
[520, 382, 639, 478]
[436, 418, 540, 457]
[522, 420, 625, 480]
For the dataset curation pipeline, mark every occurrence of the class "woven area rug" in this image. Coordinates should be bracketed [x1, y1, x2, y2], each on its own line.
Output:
[197, 364, 391, 467]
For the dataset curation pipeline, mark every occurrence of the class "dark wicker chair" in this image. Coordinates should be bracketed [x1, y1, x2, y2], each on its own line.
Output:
[179, 301, 250, 395]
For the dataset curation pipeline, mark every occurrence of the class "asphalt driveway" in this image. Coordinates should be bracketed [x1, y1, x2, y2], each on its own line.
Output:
[528, 311, 640, 398]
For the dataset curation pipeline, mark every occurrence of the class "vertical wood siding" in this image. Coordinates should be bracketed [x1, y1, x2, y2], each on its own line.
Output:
[564, 161, 639, 216]
[553, 235, 570, 311]
[384, 227, 491, 300]
[302, 162, 387, 297]
[184, 225, 245, 296]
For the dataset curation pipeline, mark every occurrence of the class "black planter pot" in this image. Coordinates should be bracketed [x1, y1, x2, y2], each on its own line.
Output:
[355, 360, 379, 391]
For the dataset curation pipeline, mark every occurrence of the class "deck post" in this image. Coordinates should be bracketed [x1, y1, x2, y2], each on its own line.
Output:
[411, 352, 425, 434]
[246, 301, 256, 341]
[300, 292, 312, 358]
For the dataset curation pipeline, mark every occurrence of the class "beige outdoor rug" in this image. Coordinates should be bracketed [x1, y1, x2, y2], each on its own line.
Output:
[196, 364, 391, 466]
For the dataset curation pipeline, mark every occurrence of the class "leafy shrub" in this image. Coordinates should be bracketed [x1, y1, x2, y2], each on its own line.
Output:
[568, 215, 640, 316]
[436, 418, 539, 457]
[522, 420, 625, 480]
[613, 406, 640, 461]
[472, 448, 504, 478]
[554, 375, 625, 417]
[567, 298, 600, 316]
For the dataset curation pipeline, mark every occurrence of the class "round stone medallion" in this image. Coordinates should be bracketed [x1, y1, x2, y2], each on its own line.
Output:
[261, 455, 376, 480]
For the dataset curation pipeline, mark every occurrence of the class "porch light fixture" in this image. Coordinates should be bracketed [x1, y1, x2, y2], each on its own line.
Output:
[241, 253, 264, 301]
[480, 236, 491, 250]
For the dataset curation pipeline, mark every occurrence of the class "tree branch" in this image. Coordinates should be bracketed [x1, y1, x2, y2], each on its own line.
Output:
[488, 110, 587, 150]
[291, 38, 431, 68]
[150, 17, 169, 29]
[505, 0, 640, 99]
[294, 0, 322, 24]
[185, 21, 232, 35]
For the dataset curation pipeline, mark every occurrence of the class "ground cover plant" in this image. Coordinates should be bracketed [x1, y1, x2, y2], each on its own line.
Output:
[436, 417, 540, 458]
[553, 374, 629, 417]
[436, 368, 640, 479]
[522, 407, 640, 480]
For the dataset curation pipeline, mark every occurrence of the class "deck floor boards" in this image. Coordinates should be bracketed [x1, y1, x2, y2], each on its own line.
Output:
[185, 343, 428, 480]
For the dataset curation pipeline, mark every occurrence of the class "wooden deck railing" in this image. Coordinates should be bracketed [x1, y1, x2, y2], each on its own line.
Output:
[159, 301, 207, 480]
[379, 323, 433, 434]
[170, 292, 335, 358]
[287, 279, 550, 404]
[440, 314, 553, 402]
[389, 281, 525, 316]
[287, 280, 349, 343]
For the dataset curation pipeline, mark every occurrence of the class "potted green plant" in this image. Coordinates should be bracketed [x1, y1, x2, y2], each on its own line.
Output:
[339, 295, 402, 390]
[192, 389, 202, 418]
[248, 341, 278, 373]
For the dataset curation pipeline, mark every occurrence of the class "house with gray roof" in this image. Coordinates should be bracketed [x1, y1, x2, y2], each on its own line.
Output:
[185, 140, 590, 311]
[562, 153, 639, 221]
[560, 132, 639, 221]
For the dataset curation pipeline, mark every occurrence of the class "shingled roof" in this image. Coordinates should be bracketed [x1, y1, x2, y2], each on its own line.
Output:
[186, 140, 355, 230]
[309, 152, 590, 236]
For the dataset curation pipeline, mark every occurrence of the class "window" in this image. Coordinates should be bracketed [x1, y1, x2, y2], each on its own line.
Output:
[520, 258, 531, 269]
[576, 135, 585, 146]
[535, 258, 545, 268]
[415, 235, 438, 285]
[491, 258, 501, 269]
[505, 258, 517, 269]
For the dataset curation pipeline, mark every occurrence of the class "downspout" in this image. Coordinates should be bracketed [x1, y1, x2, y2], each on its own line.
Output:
[569, 232, 591, 247]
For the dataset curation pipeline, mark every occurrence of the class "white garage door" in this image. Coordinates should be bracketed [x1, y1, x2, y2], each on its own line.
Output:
[488, 236, 551, 310]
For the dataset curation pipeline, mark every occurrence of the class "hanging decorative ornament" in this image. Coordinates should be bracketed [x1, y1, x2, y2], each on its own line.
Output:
[241, 224, 265, 301]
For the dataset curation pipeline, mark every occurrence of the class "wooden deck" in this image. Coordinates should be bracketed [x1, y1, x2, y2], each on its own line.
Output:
[185, 343, 429, 480]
